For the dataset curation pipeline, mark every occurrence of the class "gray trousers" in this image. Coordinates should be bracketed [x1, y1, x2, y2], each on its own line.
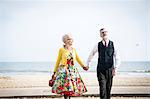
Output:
[98, 68, 113, 99]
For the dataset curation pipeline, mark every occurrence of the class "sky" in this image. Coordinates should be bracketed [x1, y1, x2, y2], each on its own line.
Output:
[0, 0, 150, 62]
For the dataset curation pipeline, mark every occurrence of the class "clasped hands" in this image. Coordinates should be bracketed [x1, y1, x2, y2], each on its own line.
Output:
[83, 66, 89, 71]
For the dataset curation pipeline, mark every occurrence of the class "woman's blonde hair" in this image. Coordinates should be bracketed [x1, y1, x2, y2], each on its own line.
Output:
[62, 33, 73, 43]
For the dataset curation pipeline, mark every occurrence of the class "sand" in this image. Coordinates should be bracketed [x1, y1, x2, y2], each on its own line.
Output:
[0, 73, 150, 99]
[0, 73, 150, 88]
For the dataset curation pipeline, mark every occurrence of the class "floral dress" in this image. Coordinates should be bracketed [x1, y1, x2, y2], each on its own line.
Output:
[52, 50, 87, 96]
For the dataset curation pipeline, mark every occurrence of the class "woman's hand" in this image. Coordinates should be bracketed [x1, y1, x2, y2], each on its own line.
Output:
[83, 66, 89, 71]
[52, 72, 56, 80]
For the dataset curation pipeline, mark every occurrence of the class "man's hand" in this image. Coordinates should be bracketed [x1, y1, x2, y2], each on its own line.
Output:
[112, 68, 116, 76]
[83, 66, 89, 71]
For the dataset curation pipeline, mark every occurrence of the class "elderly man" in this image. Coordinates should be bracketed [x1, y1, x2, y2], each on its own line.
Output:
[87, 28, 121, 99]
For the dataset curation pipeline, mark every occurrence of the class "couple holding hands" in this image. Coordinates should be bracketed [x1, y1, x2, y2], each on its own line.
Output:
[50, 28, 121, 99]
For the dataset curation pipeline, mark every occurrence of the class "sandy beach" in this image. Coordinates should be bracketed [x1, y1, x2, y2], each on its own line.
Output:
[0, 73, 150, 88]
[0, 73, 150, 99]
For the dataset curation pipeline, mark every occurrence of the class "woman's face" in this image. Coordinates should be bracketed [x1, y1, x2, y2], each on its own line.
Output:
[65, 36, 73, 46]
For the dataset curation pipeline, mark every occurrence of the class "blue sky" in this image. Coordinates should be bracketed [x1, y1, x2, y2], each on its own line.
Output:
[0, 0, 150, 62]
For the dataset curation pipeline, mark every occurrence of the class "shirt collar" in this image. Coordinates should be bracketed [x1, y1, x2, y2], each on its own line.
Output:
[102, 39, 109, 44]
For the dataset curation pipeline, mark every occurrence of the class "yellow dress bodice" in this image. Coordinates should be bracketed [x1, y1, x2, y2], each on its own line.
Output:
[54, 47, 84, 73]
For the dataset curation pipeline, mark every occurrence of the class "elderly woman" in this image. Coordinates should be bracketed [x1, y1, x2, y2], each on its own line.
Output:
[51, 33, 89, 99]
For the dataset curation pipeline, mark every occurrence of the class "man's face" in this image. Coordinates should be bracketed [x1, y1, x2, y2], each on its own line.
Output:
[100, 29, 108, 40]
